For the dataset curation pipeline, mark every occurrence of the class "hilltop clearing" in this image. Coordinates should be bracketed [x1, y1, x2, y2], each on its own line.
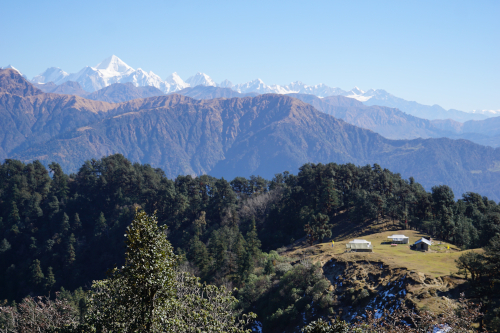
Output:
[277, 226, 481, 323]
[289, 229, 481, 277]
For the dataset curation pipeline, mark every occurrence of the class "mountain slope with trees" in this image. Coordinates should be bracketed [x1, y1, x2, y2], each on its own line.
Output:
[0, 156, 498, 331]
[3, 68, 500, 200]
[11, 92, 500, 200]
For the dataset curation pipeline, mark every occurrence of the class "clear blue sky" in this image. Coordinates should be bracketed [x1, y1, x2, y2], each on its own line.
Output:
[1, 0, 499, 111]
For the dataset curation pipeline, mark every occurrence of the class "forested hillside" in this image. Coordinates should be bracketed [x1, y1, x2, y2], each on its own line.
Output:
[1, 155, 499, 331]
[3, 68, 500, 200]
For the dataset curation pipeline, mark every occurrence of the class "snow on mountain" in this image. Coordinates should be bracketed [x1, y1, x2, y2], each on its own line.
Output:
[121, 68, 168, 91]
[233, 79, 346, 97]
[470, 109, 500, 116]
[31, 56, 178, 93]
[286, 81, 346, 96]
[233, 79, 271, 94]
[32, 67, 69, 85]
[219, 79, 233, 88]
[28, 56, 498, 120]
[165, 72, 189, 91]
[95, 55, 134, 77]
[66, 66, 107, 92]
[185, 72, 216, 87]
[2, 65, 27, 78]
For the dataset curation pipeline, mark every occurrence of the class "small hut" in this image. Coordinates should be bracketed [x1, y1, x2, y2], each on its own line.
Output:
[414, 237, 432, 251]
[387, 234, 409, 244]
[346, 239, 373, 252]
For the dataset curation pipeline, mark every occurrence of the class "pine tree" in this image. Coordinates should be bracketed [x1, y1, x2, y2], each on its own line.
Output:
[8, 201, 20, 227]
[187, 236, 210, 274]
[0, 238, 11, 253]
[236, 233, 252, 281]
[30, 259, 44, 286]
[61, 212, 70, 234]
[49, 162, 69, 201]
[48, 196, 60, 219]
[65, 233, 76, 265]
[246, 220, 261, 257]
[73, 213, 82, 231]
[44, 266, 56, 292]
[94, 212, 107, 237]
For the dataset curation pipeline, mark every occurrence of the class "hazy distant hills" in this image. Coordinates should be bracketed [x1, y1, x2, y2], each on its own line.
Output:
[173, 87, 500, 147]
[25, 55, 499, 123]
[27, 76, 500, 148]
[2, 68, 500, 200]
[34, 81, 165, 103]
[173, 86, 259, 99]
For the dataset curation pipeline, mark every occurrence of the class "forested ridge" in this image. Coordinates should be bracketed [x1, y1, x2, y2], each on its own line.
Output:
[0, 154, 499, 331]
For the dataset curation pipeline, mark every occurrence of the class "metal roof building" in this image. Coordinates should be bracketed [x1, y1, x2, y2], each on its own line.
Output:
[414, 237, 432, 251]
[387, 234, 409, 244]
[346, 239, 373, 252]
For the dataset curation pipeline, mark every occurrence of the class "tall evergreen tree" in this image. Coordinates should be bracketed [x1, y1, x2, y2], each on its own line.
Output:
[44, 266, 56, 292]
[246, 220, 261, 257]
[87, 210, 178, 332]
[94, 212, 107, 237]
[30, 259, 44, 287]
[61, 212, 70, 234]
[72, 213, 82, 231]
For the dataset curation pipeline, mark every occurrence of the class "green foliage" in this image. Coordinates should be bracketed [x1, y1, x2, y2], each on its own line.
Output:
[45, 267, 56, 292]
[301, 318, 354, 333]
[84, 210, 255, 332]
[0, 155, 499, 330]
[87, 209, 178, 332]
[29, 259, 44, 287]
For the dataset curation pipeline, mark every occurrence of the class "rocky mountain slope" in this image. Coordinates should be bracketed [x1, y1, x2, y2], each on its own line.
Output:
[174, 87, 500, 147]
[3, 68, 500, 200]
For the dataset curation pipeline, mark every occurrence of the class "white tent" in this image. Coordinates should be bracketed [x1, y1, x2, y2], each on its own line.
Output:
[387, 234, 409, 244]
[346, 239, 373, 252]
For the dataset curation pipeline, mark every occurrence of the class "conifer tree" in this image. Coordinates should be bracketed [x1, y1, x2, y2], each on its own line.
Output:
[45, 266, 56, 292]
[94, 212, 107, 237]
[65, 234, 76, 265]
[8, 201, 20, 227]
[87, 209, 178, 332]
[49, 162, 69, 201]
[30, 259, 44, 287]
[187, 236, 210, 274]
[61, 213, 70, 234]
[72, 213, 82, 231]
[246, 220, 261, 257]
[0, 238, 11, 254]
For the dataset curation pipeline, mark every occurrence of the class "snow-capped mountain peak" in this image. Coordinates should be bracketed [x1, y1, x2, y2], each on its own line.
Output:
[165, 72, 189, 91]
[219, 79, 233, 88]
[185, 72, 216, 87]
[3, 65, 23, 76]
[94, 55, 133, 75]
[32, 67, 69, 84]
[350, 86, 365, 95]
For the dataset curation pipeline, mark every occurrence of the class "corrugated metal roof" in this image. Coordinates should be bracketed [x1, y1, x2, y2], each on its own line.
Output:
[388, 235, 408, 238]
[415, 238, 432, 245]
[349, 239, 371, 243]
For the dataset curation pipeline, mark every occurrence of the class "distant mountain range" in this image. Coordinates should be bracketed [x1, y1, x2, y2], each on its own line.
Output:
[10, 55, 497, 122]
[26, 81, 500, 148]
[172, 86, 500, 148]
[2, 68, 500, 201]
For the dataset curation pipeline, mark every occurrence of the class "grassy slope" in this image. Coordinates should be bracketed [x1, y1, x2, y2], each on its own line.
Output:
[285, 218, 482, 278]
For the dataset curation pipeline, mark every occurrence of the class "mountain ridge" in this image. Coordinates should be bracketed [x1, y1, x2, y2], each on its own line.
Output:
[3, 68, 500, 200]
[26, 56, 496, 122]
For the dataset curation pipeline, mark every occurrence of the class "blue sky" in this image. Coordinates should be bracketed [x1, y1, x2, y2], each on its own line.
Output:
[1, 0, 499, 111]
